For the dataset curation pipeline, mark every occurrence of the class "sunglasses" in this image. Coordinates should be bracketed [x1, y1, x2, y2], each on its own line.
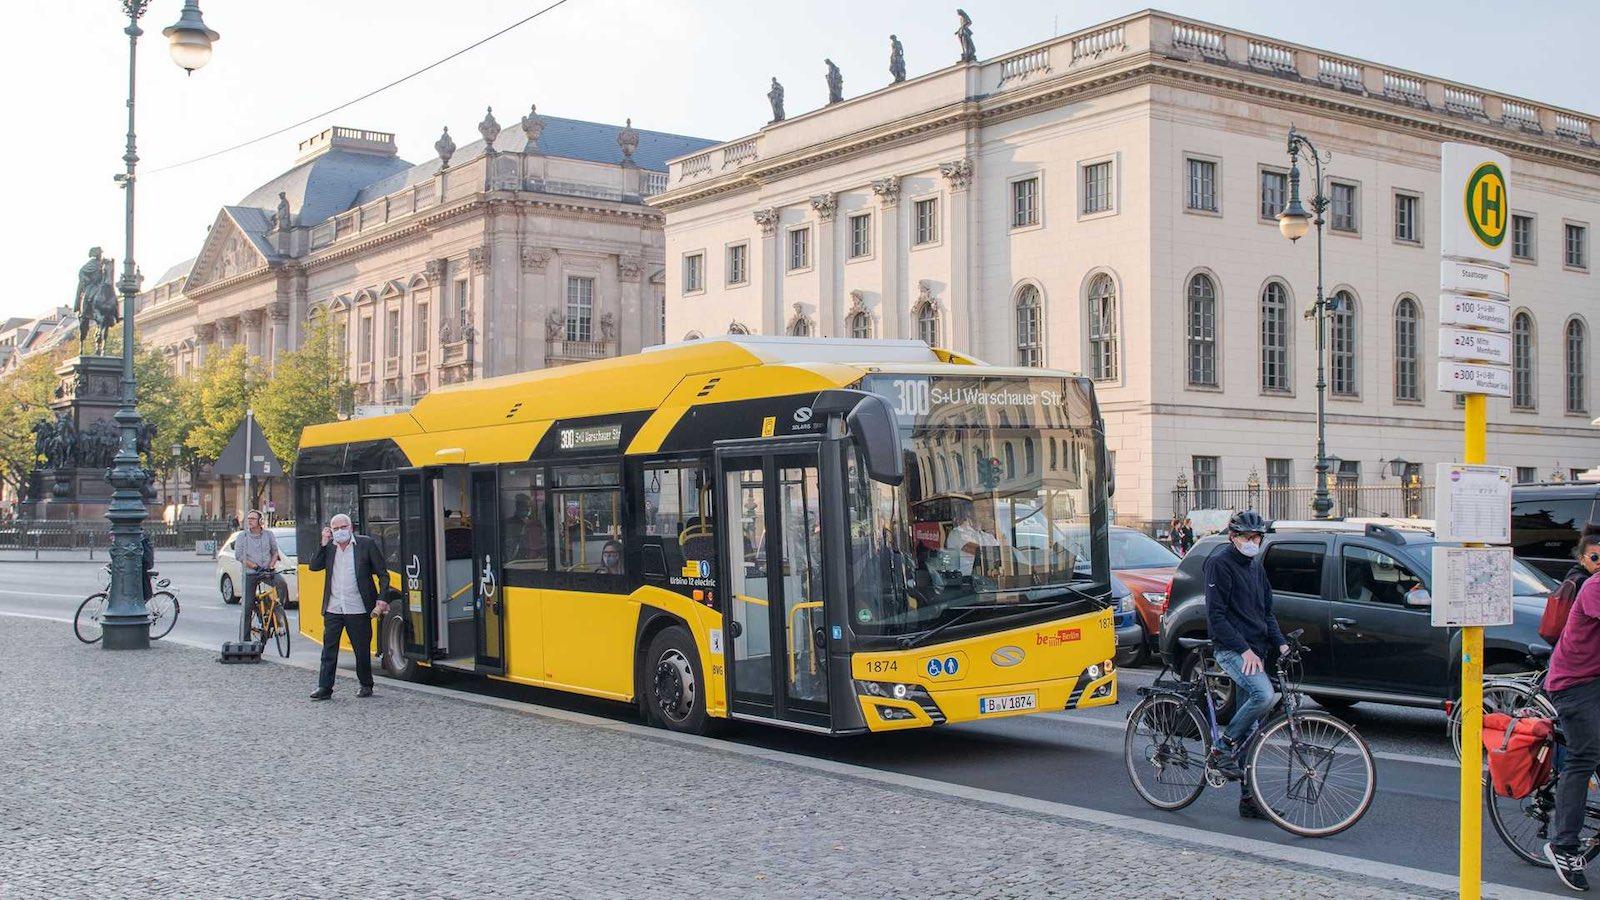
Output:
[1587, 552, 1600, 563]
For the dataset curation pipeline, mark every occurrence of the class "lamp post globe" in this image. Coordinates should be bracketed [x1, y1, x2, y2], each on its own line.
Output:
[1277, 199, 1311, 242]
[162, 0, 219, 72]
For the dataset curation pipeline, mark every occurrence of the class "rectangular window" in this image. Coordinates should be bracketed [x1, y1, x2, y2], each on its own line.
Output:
[639, 460, 715, 590]
[1515, 466, 1538, 484]
[413, 303, 428, 353]
[500, 466, 549, 575]
[1260, 168, 1288, 219]
[1191, 456, 1219, 509]
[551, 464, 623, 575]
[1263, 542, 1326, 595]
[914, 198, 939, 245]
[1513, 214, 1535, 261]
[385, 308, 400, 359]
[726, 243, 748, 286]
[1331, 182, 1358, 232]
[565, 276, 594, 343]
[1011, 177, 1039, 227]
[1394, 192, 1420, 243]
[359, 315, 374, 364]
[1341, 546, 1422, 605]
[454, 278, 469, 324]
[682, 252, 704, 294]
[1082, 161, 1112, 214]
[849, 213, 872, 258]
[1336, 460, 1361, 514]
[1566, 223, 1588, 269]
[788, 227, 811, 270]
[1266, 458, 1294, 521]
[1186, 158, 1218, 212]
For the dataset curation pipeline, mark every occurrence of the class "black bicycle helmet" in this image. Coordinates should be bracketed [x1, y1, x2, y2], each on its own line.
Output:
[1226, 509, 1270, 535]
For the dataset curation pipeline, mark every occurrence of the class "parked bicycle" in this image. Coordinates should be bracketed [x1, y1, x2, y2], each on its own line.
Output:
[242, 567, 293, 658]
[1124, 629, 1377, 837]
[73, 565, 180, 644]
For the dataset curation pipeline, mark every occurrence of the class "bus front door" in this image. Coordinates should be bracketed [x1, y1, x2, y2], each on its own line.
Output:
[718, 446, 830, 729]
[468, 466, 507, 674]
[397, 469, 436, 661]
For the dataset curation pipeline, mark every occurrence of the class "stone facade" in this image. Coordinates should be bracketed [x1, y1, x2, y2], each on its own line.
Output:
[654, 10, 1600, 526]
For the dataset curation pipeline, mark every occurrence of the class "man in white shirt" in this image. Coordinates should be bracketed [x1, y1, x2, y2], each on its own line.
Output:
[307, 513, 392, 700]
[944, 505, 999, 577]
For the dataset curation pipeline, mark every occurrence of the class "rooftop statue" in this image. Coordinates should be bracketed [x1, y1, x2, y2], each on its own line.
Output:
[889, 35, 906, 83]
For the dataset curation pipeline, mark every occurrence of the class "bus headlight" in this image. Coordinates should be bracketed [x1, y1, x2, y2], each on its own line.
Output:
[855, 680, 912, 699]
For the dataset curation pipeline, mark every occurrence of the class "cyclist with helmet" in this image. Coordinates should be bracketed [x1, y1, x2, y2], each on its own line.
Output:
[1204, 509, 1290, 819]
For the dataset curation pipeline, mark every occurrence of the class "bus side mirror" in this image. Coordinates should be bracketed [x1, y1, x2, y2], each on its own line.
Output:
[812, 389, 905, 486]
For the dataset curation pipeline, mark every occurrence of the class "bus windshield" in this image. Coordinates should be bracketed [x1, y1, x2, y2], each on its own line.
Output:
[847, 374, 1110, 639]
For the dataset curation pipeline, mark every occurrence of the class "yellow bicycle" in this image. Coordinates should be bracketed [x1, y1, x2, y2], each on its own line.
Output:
[242, 568, 293, 658]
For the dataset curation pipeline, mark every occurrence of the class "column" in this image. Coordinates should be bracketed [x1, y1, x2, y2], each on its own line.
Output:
[872, 177, 903, 339]
[811, 193, 838, 336]
[617, 253, 644, 354]
[241, 309, 265, 359]
[268, 302, 289, 368]
[753, 208, 780, 334]
[216, 317, 239, 351]
[520, 246, 552, 371]
[467, 244, 491, 379]
[489, 218, 521, 377]
[194, 323, 215, 367]
[940, 159, 974, 353]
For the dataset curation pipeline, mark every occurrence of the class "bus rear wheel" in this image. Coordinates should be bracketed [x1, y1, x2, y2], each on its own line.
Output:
[645, 626, 708, 735]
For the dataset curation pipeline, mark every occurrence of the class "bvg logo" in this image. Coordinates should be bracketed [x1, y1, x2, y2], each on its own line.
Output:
[1464, 162, 1507, 249]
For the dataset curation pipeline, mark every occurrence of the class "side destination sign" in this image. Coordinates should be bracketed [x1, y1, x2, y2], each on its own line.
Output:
[1439, 362, 1511, 398]
[557, 423, 623, 451]
[1439, 326, 1513, 365]
[1440, 260, 1510, 299]
[1439, 293, 1510, 331]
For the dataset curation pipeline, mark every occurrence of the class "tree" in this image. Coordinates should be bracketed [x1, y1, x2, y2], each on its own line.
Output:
[186, 346, 259, 463]
[254, 317, 353, 465]
[134, 347, 200, 479]
[0, 353, 61, 499]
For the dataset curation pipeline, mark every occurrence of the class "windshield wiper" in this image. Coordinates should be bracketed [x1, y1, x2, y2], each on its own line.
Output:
[897, 601, 1058, 650]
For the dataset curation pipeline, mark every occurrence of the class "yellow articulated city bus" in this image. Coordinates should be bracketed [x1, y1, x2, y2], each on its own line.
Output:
[295, 336, 1118, 735]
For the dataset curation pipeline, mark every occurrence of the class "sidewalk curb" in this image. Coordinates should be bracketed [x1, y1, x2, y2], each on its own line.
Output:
[20, 610, 1552, 900]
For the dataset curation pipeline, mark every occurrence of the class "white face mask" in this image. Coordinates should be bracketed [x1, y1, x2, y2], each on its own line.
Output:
[1233, 537, 1262, 558]
[333, 527, 352, 544]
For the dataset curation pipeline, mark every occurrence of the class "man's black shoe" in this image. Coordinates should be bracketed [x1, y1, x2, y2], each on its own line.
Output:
[309, 688, 332, 701]
[1238, 798, 1266, 820]
[1546, 843, 1590, 891]
[1207, 747, 1244, 781]
[356, 686, 373, 698]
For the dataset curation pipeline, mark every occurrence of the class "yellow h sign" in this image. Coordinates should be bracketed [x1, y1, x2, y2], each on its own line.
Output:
[1464, 162, 1508, 248]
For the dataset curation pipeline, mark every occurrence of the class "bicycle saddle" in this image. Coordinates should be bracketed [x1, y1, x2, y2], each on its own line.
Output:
[1177, 637, 1212, 651]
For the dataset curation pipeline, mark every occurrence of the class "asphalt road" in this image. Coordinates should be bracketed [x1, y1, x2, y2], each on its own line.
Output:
[1, 557, 1560, 896]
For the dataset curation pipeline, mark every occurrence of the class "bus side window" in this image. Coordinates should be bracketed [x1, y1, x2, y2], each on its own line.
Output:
[642, 461, 716, 586]
[500, 466, 549, 575]
[552, 464, 623, 575]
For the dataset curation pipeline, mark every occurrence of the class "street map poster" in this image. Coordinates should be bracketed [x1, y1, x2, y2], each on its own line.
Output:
[1433, 463, 1513, 544]
[1430, 546, 1514, 628]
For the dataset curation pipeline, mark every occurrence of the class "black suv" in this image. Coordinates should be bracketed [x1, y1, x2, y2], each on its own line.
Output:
[1512, 481, 1600, 579]
[1158, 522, 1556, 718]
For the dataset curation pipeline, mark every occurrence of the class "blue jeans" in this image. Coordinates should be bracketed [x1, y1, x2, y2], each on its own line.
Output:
[1215, 649, 1278, 748]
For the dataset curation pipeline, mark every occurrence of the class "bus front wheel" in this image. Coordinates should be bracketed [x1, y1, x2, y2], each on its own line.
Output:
[645, 626, 708, 734]
[380, 613, 419, 681]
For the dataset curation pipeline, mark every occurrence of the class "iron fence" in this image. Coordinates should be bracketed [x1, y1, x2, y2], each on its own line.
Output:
[0, 520, 240, 556]
[1171, 482, 1434, 521]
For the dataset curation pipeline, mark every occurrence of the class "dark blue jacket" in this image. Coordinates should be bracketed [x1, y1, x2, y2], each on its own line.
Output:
[1204, 544, 1286, 658]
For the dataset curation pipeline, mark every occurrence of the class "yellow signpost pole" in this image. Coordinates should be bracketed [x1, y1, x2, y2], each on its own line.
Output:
[1459, 393, 1487, 900]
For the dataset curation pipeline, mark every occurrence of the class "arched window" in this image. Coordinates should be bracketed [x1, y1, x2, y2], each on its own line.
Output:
[1260, 281, 1290, 392]
[848, 311, 872, 340]
[1024, 437, 1036, 475]
[915, 301, 939, 347]
[1567, 318, 1588, 413]
[1087, 274, 1118, 381]
[728, 321, 749, 335]
[1330, 290, 1358, 396]
[1015, 285, 1043, 367]
[683, 330, 703, 341]
[1393, 297, 1420, 402]
[1512, 311, 1535, 410]
[788, 317, 812, 337]
[1049, 438, 1058, 471]
[1186, 274, 1218, 387]
[953, 453, 966, 489]
[1004, 443, 1016, 480]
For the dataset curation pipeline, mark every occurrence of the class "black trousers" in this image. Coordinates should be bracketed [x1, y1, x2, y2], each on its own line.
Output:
[318, 611, 374, 691]
[1551, 676, 1600, 847]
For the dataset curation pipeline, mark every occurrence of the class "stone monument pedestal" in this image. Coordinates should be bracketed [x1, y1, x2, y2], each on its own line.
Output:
[25, 355, 150, 522]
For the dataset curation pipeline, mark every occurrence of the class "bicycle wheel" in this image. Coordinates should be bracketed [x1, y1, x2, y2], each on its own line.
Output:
[272, 605, 290, 658]
[147, 591, 179, 641]
[1125, 693, 1210, 811]
[1451, 680, 1546, 761]
[74, 592, 108, 644]
[1246, 710, 1375, 837]
[1487, 769, 1600, 867]
[244, 600, 268, 644]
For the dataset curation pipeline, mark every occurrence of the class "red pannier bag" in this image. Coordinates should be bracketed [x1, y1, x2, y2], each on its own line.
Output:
[1483, 711, 1556, 799]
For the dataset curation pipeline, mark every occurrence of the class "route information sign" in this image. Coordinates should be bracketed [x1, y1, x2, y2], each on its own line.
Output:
[1434, 463, 1513, 544]
[1431, 546, 1514, 628]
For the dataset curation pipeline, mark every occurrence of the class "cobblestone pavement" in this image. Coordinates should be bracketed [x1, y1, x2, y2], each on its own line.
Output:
[0, 616, 1452, 899]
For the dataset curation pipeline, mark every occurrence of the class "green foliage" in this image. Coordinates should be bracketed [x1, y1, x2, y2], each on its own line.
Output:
[186, 346, 259, 463]
[254, 318, 353, 465]
[0, 353, 62, 494]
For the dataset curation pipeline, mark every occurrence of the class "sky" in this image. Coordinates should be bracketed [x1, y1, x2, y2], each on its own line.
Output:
[7, 0, 1597, 322]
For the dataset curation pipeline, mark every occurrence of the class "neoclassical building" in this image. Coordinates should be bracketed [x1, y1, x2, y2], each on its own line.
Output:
[653, 9, 1600, 526]
[139, 111, 718, 407]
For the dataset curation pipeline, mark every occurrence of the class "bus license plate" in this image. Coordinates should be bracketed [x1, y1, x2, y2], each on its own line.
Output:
[979, 693, 1037, 715]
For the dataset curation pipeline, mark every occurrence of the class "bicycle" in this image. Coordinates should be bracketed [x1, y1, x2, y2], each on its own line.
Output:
[1486, 718, 1600, 868]
[1447, 649, 1555, 761]
[73, 566, 180, 644]
[1124, 629, 1377, 837]
[241, 567, 293, 658]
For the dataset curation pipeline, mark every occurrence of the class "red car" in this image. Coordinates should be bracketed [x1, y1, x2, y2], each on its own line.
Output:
[1109, 526, 1180, 666]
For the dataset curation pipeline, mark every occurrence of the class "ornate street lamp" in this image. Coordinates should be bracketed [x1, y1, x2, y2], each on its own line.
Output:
[1277, 126, 1336, 519]
[101, 0, 218, 650]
